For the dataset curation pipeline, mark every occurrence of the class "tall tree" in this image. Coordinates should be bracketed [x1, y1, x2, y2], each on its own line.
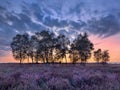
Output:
[22, 33, 30, 63]
[55, 34, 70, 63]
[71, 33, 94, 64]
[11, 34, 27, 63]
[30, 33, 44, 63]
[34, 31, 55, 63]
[28, 35, 37, 63]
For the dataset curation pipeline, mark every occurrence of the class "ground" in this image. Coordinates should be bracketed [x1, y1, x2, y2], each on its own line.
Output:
[0, 63, 120, 90]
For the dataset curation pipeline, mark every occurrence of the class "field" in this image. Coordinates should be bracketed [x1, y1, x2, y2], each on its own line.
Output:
[0, 63, 120, 90]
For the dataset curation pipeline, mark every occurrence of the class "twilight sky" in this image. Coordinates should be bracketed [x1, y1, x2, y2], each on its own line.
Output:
[0, 0, 120, 63]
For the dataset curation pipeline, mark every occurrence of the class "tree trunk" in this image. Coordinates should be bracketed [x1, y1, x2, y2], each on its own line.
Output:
[45, 51, 49, 64]
[36, 54, 39, 64]
[65, 55, 67, 64]
[20, 52, 22, 64]
[51, 49, 53, 62]
[46, 57, 49, 63]
[42, 56, 45, 63]
[28, 56, 29, 63]
[36, 60, 38, 64]
[20, 59, 22, 64]
[32, 56, 34, 63]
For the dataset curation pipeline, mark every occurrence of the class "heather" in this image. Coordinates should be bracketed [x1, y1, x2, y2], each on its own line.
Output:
[0, 64, 120, 90]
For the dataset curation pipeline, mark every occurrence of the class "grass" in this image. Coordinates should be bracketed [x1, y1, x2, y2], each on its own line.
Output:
[0, 63, 120, 90]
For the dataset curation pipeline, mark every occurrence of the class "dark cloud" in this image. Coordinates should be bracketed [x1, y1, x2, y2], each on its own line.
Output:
[87, 15, 120, 37]
[43, 16, 86, 29]
[0, 38, 11, 56]
[0, 6, 5, 10]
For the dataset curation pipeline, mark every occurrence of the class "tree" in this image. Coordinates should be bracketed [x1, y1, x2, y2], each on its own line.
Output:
[55, 34, 70, 63]
[69, 50, 80, 64]
[33, 31, 55, 63]
[71, 33, 94, 64]
[102, 50, 110, 64]
[94, 49, 102, 63]
[22, 33, 30, 63]
[11, 34, 27, 63]
[28, 35, 36, 63]
[30, 33, 45, 63]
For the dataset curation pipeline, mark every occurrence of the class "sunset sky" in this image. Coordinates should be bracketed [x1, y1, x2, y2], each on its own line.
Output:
[0, 0, 120, 63]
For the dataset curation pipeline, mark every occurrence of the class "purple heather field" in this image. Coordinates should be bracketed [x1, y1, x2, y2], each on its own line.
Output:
[0, 64, 120, 90]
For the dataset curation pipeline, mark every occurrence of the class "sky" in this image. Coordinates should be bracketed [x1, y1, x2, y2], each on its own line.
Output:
[0, 0, 120, 63]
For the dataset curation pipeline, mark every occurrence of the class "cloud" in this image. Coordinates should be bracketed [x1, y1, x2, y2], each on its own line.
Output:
[0, 6, 6, 11]
[0, 0, 120, 57]
[0, 38, 11, 56]
[87, 15, 120, 37]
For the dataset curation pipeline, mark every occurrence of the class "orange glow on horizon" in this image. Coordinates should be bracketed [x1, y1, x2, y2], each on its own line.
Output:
[90, 33, 120, 63]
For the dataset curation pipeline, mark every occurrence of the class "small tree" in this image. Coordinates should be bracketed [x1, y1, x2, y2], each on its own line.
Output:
[102, 50, 110, 64]
[94, 49, 102, 63]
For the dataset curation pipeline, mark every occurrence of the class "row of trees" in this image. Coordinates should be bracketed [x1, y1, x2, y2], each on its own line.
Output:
[11, 30, 110, 64]
[94, 49, 110, 64]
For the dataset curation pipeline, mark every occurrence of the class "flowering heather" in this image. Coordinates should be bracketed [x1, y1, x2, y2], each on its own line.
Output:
[0, 64, 120, 90]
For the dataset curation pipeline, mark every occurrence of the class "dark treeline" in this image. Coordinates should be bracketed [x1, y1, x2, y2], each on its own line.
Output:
[11, 30, 110, 64]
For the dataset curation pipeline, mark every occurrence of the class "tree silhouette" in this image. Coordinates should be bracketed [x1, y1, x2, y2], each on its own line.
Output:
[11, 34, 27, 63]
[69, 50, 80, 64]
[71, 33, 94, 64]
[27, 35, 39, 63]
[22, 33, 30, 63]
[102, 50, 110, 64]
[55, 34, 70, 63]
[32, 31, 55, 63]
[94, 49, 102, 63]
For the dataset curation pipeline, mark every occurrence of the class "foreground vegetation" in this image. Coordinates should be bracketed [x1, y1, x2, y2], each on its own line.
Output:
[0, 63, 120, 90]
